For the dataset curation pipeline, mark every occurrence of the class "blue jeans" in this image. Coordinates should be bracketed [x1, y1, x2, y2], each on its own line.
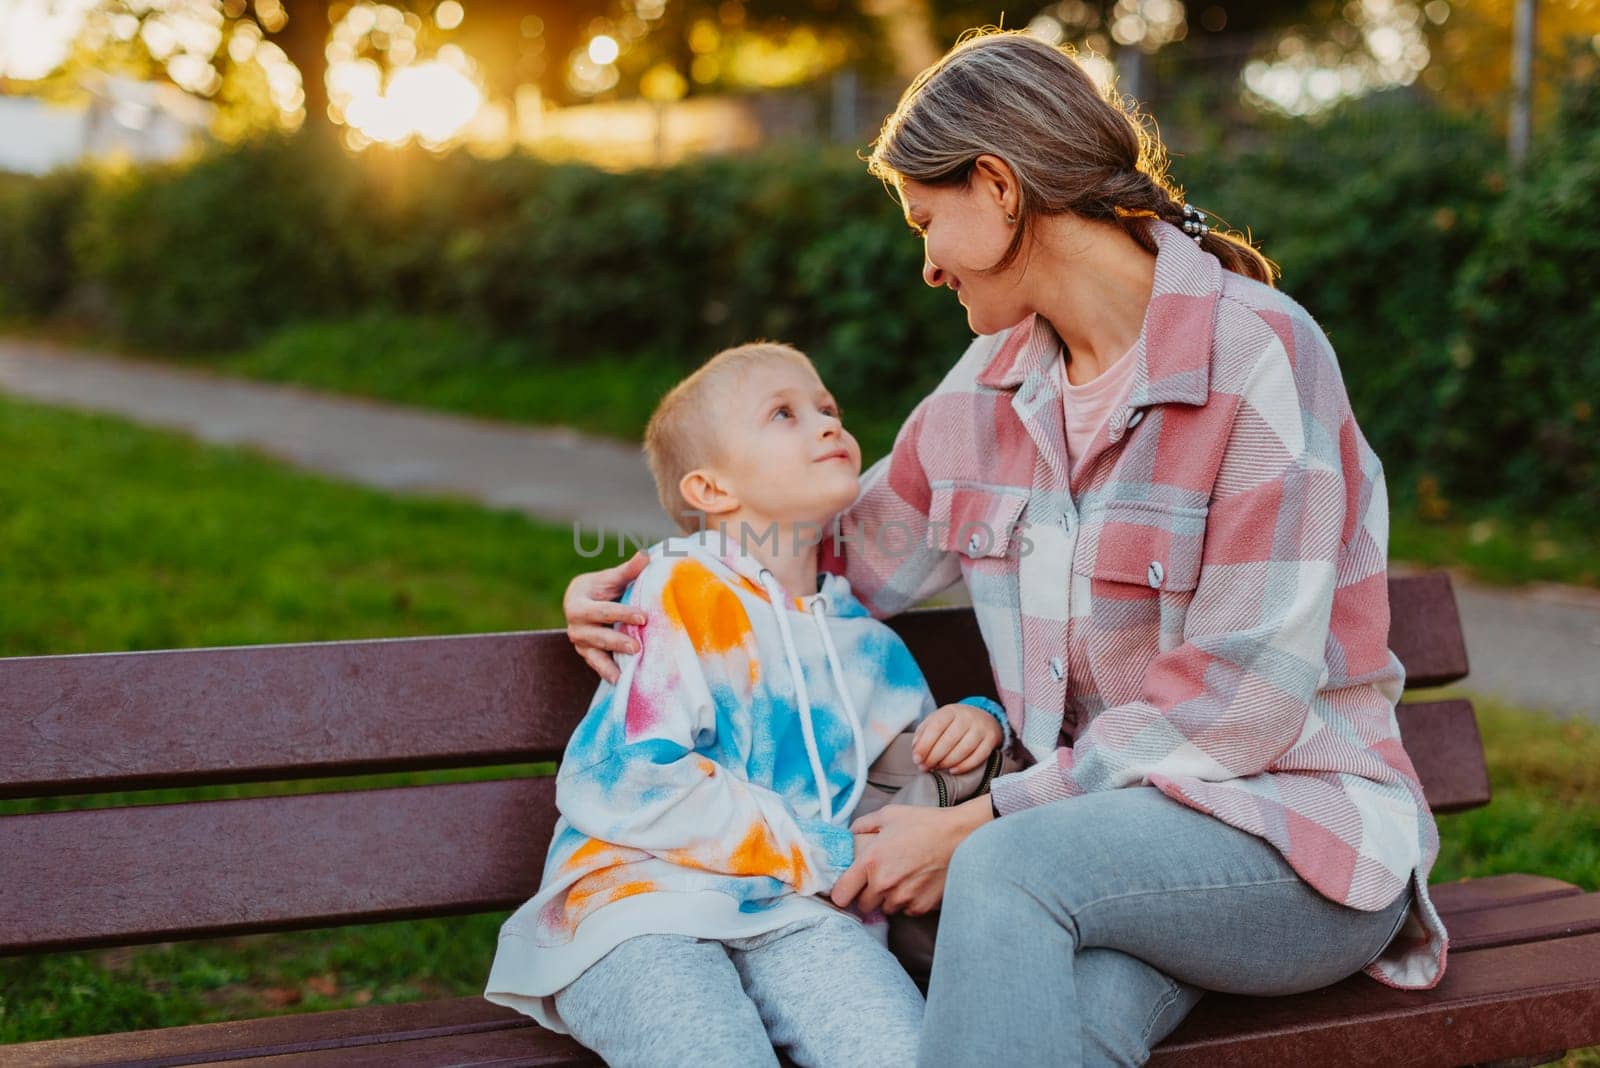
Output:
[922, 787, 1413, 1067]
[555, 915, 924, 1067]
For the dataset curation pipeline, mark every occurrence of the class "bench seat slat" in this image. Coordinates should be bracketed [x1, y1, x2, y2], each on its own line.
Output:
[205, 1026, 592, 1067]
[0, 996, 550, 1068]
[0, 576, 1470, 801]
[1430, 873, 1584, 915]
[1150, 930, 1600, 1068]
[0, 780, 555, 955]
[14, 930, 1600, 1068]
[1441, 891, 1600, 954]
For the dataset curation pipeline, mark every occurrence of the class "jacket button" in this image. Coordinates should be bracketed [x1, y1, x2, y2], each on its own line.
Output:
[967, 532, 984, 554]
[1147, 561, 1165, 588]
[1049, 656, 1065, 681]
[1127, 408, 1145, 428]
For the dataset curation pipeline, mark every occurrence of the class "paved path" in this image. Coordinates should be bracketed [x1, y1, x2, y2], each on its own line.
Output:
[0, 338, 676, 541]
[3, 338, 1596, 720]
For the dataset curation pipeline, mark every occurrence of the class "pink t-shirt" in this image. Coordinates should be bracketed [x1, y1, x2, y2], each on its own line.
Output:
[1059, 341, 1140, 471]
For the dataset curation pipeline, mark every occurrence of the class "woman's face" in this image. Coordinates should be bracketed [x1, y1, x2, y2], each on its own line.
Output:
[901, 172, 1031, 336]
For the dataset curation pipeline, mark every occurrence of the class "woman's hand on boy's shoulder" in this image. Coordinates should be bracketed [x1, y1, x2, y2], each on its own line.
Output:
[911, 702, 1003, 773]
[563, 549, 652, 684]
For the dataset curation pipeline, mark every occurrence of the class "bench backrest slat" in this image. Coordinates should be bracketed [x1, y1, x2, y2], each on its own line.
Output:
[0, 779, 555, 955]
[1394, 699, 1491, 813]
[1, 700, 1487, 956]
[0, 575, 1470, 801]
[0, 633, 591, 800]
[0, 571, 1483, 954]
[1386, 571, 1471, 689]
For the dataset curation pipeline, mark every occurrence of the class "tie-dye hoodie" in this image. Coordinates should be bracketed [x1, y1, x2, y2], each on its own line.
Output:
[483, 526, 1003, 1032]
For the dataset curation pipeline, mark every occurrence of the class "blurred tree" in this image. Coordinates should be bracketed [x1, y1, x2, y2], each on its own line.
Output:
[268, 0, 329, 127]
[22, 0, 296, 141]
[1423, 0, 1600, 117]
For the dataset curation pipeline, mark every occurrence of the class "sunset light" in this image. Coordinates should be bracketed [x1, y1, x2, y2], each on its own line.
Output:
[338, 58, 482, 145]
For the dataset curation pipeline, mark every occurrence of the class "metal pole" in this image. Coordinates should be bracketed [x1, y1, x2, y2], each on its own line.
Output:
[831, 67, 859, 144]
[1510, 0, 1537, 166]
[1117, 47, 1144, 103]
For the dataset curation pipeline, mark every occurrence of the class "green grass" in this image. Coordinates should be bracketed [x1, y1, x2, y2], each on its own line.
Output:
[1427, 692, 1600, 889]
[0, 370, 1596, 1060]
[219, 314, 693, 447]
[0, 393, 588, 657]
[1391, 506, 1600, 589]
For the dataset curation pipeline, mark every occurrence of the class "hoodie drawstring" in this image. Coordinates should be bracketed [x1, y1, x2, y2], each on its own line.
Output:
[756, 569, 865, 826]
[810, 598, 868, 821]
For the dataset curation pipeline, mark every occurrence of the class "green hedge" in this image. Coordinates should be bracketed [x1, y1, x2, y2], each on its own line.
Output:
[19, 136, 962, 405]
[1176, 95, 1504, 500]
[1437, 75, 1600, 520]
[2, 78, 1596, 520]
[0, 168, 90, 318]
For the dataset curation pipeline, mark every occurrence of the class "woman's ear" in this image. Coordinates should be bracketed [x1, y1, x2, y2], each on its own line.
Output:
[679, 469, 739, 518]
[971, 154, 1020, 220]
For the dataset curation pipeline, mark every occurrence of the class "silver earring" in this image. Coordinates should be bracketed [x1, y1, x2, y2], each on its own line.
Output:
[1181, 203, 1209, 245]
[1006, 211, 1017, 225]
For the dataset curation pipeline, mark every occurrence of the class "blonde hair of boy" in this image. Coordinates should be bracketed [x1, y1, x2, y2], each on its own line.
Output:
[645, 342, 817, 535]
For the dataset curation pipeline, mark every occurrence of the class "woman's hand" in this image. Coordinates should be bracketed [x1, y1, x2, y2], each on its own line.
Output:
[912, 703, 1004, 773]
[830, 797, 993, 916]
[563, 549, 651, 684]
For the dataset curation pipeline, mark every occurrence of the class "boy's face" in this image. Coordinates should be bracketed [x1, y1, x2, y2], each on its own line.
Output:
[697, 359, 862, 529]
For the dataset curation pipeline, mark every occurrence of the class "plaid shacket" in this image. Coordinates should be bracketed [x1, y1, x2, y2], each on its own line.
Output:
[819, 219, 1448, 990]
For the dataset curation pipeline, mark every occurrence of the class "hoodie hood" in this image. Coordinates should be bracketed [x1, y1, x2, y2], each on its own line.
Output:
[655, 525, 860, 618]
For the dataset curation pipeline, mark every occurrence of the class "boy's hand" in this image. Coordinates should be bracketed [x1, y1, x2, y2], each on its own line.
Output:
[911, 703, 1003, 774]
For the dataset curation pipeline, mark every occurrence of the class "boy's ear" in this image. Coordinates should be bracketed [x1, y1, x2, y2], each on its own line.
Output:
[679, 468, 739, 517]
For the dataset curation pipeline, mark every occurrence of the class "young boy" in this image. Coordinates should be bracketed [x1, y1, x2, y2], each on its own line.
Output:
[483, 342, 1007, 1066]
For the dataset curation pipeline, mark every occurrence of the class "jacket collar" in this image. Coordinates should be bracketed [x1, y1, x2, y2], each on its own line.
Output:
[975, 218, 1219, 409]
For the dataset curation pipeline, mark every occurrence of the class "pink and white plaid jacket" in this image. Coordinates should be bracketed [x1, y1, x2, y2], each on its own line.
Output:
[820, 219, 1448, 989]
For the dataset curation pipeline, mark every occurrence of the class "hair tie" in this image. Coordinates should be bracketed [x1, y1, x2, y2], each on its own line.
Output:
[1181, 203, 1210, 245]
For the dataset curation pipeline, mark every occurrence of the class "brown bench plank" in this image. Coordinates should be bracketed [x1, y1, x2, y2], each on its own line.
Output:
[1150, 930, 1600, 1067]
[18, 925, 1600, 1067]
[1385, 571, 1470, 689]
[0, 713, 1492, 956]
[1394, 699, 1491, 813]
[206, 1027, 596, 1067]
[0, 632, 591, 801]
[1431, 873, 1584, 916]
[1443, 892, 1600, 953]
[0, 575, 1470, 802]
[0, 997, 545, 1068]
[1, 779, 555, 954]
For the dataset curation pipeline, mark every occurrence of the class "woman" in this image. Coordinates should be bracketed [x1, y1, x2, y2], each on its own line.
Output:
[562, 30, 1448, 1066]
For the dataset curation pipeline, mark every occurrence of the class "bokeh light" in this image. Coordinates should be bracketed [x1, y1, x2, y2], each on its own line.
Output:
[432, 0, 463, 31]
[1244, 0, 1434, 115]
[327, 2, 485, 148]
[587, 34, 620, 66]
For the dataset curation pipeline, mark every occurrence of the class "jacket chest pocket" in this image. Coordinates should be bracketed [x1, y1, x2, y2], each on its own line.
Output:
[1072, 500, 1207, 593]
[929, 482, 1031, 561]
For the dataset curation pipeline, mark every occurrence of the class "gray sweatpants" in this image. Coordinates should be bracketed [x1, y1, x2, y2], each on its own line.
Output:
[553, 914, 925, 1068]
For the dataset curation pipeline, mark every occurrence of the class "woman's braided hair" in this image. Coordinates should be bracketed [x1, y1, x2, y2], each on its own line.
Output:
[868, 28, 1278, 285]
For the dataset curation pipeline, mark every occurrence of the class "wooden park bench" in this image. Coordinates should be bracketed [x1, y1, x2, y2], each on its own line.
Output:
[3, 571, 1598, 1067]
